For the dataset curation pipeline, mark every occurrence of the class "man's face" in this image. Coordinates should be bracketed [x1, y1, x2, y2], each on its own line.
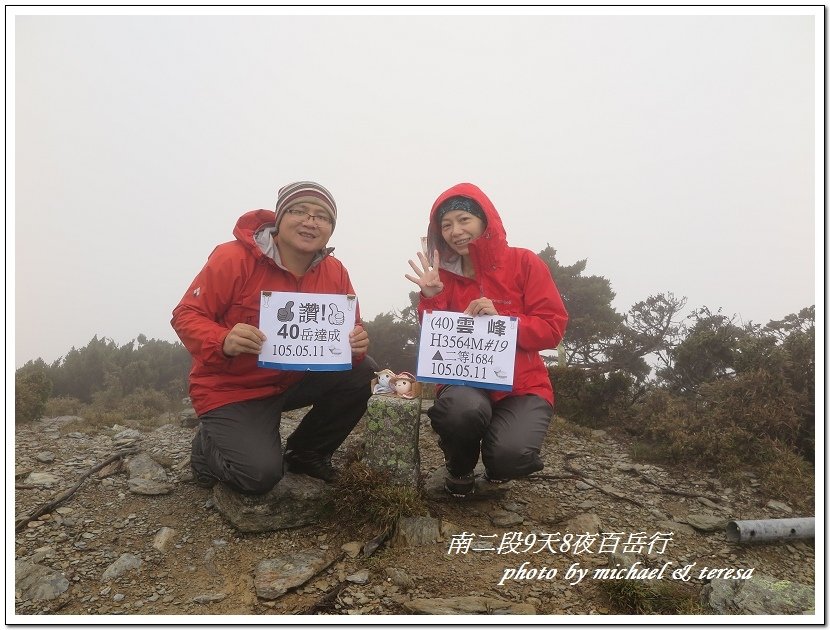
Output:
[275, 202, 333, 256]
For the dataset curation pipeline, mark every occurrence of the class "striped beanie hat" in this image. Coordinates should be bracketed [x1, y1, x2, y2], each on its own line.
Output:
[274, 181, 338, 233]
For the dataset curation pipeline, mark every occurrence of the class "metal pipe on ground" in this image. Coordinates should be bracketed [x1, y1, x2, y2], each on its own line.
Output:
[725, 517, 815, 543]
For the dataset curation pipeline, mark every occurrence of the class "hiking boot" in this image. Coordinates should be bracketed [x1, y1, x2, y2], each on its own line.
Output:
[483, 470, 509, 484]
[284, 450, 336, 483]
[444, 471, 476, 498]
[191, 465, 218, 489]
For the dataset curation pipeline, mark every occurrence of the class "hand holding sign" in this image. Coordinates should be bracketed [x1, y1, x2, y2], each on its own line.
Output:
[223, 323, 266, 357]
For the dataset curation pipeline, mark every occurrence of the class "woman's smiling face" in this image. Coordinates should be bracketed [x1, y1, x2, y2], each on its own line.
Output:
[440, 209, 486, 257]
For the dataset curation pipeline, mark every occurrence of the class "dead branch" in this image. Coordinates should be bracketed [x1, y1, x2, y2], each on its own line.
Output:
[560, 459, 647, 508]
[303, 580, 350, 614]
[529, 473, 581, 481]
[551, 452, 724, 507]
[640, 484, 724, 503]
[15, 447, 139, 532]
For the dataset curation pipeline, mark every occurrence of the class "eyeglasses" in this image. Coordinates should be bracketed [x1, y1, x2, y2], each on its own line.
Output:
[286, 207, 333, 226]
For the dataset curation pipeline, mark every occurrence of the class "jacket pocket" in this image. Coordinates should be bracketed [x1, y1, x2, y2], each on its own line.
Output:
[223, 304, 261, 329]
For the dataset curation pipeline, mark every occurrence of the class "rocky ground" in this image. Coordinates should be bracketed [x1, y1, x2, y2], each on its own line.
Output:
[14, 401, 817, 619]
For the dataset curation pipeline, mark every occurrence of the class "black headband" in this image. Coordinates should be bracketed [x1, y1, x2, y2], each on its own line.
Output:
[436, 197, 486, 224]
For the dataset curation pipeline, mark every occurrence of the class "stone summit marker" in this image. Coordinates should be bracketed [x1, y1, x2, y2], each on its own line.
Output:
[362, 395, 422, 488]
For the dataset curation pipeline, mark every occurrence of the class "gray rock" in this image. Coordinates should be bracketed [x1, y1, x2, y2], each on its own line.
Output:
[614, 462, 642, 473]
[701, 572, 814, 615]
[127, 479, 172, 495]
[101, 553, 142, 582]
[346, 569, 370, 584]
[391, 516, 444, 547]
[766, 500, 794, 514]
[341, 541, 362, 558]
[15, 559, 69, 601]
[254, 549, 335, 599]
[384, 567, 415, 590]
[34, 451, 55, 463]
[489, 510, 524, 527]
[212, 472, 334, 533]
[125, 453, 168, 483]
[152, 527, 177, 552]
[606, 552, 641, 569]
[23, 472, 59, 487]
[363, 395, 421, 487]
[31, 547, 56, 564]
[683, 513, 728, 533]
[697, 496, 728, 511]
[112, 428, 142, 443]
[561, 513, 603, 534]
[403, 595, 535, 615]
[192, 592, 227, 604]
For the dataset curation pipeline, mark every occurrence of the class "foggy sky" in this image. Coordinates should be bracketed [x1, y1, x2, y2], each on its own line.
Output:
[11, 8, 820, 367]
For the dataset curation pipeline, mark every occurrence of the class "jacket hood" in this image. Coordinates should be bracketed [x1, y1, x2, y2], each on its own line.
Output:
[426, 183, 508, 274]
[232, 209, 333, 269]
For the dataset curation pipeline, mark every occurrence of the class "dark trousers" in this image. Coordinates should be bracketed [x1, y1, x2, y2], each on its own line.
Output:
[191, 356, 377, 494]
[427, 385, 553, 480]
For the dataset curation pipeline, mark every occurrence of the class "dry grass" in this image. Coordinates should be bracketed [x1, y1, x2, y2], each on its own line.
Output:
[600, 578, 705, 615]
[333, 461, 429, 538]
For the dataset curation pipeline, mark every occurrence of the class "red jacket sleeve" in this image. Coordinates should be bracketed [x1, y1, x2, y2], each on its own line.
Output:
[515, 252, 569, 352]
[170, 243, 246, 369]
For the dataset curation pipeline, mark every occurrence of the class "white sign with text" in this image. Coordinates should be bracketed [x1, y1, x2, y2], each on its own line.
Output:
[416, 310, 518, 391]
[257, 291, 356, 371]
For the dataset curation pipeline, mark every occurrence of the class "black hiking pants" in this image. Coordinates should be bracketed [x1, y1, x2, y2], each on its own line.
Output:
[428, 385, 553, 481]
[191, 356, 377, 494]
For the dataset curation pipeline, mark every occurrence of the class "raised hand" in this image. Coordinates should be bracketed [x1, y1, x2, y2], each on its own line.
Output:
[405, 249, 444, 298]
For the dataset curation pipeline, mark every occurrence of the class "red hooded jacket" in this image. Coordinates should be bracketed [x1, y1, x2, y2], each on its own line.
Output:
[418, 183, 568, 406]
[171, 209, 363, 416]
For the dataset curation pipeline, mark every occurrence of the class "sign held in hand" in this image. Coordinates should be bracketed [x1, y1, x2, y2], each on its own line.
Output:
[258, 291, 356, 371]
[416, 310, 518, 391]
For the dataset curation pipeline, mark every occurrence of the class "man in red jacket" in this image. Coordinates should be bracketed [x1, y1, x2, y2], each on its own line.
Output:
[172, 181, 377, 493]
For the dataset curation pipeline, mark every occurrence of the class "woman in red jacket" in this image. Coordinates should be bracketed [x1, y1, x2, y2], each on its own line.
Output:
[406, 183, 568, 497]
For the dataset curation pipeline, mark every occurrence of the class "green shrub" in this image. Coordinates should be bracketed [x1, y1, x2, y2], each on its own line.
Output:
[549, 365, 635, 428]
[120, 388, 173, 421]
[15, 367, 52, 423]
[626, 379, 813, 506]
